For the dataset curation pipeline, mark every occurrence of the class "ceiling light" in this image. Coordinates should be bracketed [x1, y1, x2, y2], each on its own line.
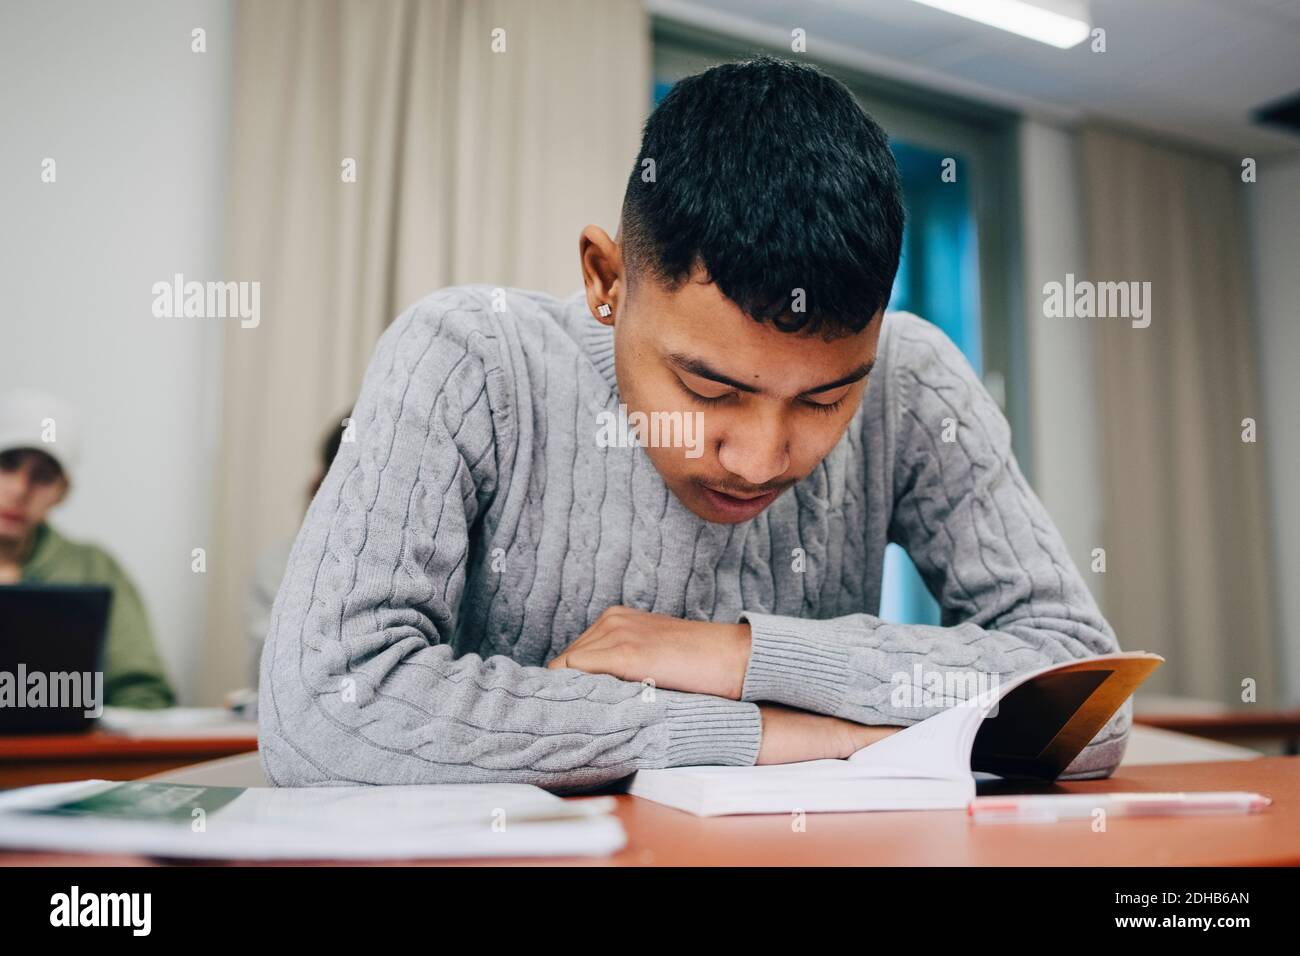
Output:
[907, 0, 1091, 49]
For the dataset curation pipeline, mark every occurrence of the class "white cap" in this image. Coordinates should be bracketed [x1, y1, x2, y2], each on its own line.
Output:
[0, 389, 80, 481]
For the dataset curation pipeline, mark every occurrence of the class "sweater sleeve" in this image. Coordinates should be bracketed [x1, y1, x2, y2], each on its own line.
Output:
[736, 315, 1129, 779]
[258, 292, 761, 792]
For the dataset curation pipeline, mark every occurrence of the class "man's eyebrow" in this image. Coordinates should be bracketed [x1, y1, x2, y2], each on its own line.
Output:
[667, 353, 874, 396]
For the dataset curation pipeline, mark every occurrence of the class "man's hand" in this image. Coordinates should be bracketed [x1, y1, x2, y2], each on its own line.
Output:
[546, 605, 751, 700]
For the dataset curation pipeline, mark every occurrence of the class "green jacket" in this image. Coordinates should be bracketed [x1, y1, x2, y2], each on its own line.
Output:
[20, 522, 176, 709]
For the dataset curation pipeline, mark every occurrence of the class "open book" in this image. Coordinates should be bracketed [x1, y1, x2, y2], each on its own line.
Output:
[628, 652, 1163, 817]
[0, 780, 625, 860]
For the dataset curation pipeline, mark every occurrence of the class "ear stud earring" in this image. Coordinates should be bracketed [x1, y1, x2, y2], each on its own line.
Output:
[597, 303, 612, 317]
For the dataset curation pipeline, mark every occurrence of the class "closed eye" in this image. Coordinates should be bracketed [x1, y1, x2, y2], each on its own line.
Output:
[676, 377, 734, 406]
[803, 397, 845, 415]
[800, 382, 854, 414]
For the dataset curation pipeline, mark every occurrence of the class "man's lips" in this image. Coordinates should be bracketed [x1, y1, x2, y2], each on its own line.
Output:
[704, 485, 775, 501]
[698, 482, 785, 518]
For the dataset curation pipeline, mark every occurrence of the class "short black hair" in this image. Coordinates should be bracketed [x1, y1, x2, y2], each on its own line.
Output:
[621, 55, 905, 338]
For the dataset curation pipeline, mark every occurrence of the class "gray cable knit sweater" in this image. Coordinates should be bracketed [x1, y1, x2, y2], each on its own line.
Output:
[258, 284, 1129, 793]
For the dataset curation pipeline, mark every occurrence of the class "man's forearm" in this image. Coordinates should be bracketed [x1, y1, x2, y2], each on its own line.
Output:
[756, 702, 903, 764]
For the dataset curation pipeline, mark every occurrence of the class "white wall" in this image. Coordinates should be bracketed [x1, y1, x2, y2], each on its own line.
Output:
[1246, 155, 1300, 707]
[1016, 119, 1106, 609]
[0, 0, 234, 702]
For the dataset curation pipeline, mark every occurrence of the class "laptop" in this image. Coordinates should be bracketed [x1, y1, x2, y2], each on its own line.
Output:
[0, 583, 112, 734]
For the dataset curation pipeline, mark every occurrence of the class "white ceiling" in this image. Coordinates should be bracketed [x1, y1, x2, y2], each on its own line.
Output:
[652, 0, 1300, 157]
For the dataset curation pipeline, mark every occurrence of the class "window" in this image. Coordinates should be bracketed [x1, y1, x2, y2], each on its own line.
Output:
[880, 139, 984, 626]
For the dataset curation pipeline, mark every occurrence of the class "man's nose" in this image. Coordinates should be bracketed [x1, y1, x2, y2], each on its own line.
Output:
[717, 416, 790, 487]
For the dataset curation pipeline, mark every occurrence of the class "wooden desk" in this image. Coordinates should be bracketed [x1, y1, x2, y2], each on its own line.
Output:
[1136, 710, 1300, 754]
[0, 756, 1295, 866]
[0, 733, 258, 789]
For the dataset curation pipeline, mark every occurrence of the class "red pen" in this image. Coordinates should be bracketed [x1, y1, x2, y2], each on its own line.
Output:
[969, 792, 1272, 823]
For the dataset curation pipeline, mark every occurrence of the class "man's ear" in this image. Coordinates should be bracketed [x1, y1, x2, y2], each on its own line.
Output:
[578, 224, 623, 327]
[52, 477, 69, 507]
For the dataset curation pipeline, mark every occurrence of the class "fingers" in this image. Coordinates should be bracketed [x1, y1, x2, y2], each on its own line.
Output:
[548, 605, 645, 673]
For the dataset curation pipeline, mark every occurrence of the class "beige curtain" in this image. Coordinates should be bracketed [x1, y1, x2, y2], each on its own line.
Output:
[201, 0, 650, 702]
[1080, 125, 1279, 705]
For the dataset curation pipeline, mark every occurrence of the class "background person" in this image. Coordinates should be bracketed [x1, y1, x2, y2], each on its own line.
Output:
[0, 390, 175, 709]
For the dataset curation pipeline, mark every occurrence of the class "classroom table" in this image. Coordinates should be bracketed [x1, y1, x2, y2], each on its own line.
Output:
[1135, 709, 1300, 754]
[0, 731, 259, 789]
[0, 756, 1295, 866]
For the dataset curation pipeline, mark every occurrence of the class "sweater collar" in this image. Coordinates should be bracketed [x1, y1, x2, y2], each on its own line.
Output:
[566, 290, 619, 395]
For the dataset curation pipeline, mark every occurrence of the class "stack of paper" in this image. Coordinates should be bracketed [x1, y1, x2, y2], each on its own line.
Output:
[0, 780, 625, 860]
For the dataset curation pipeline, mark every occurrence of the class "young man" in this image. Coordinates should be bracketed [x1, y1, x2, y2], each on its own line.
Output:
[260, 56, 1127, 791]
[0, 390, 175, 709]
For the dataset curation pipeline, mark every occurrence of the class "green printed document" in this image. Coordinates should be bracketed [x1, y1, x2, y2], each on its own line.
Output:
[0, 780, 624, 860]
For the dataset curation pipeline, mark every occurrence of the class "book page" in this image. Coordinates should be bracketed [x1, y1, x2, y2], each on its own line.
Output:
[846, 701, 982, 780]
